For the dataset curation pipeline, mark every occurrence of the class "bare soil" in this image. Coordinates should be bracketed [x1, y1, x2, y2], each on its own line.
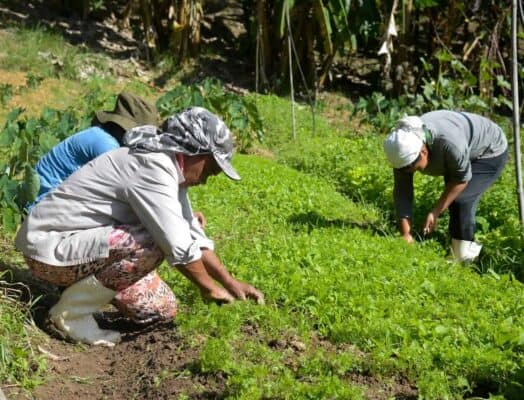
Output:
[0, 260, 226, 400]
[4, 318, 225, 400]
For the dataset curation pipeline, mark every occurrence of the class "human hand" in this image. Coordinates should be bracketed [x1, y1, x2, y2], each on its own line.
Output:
[402, 233, 415, 244]
[200, 286, 235, 304]
[224, 278, 265, 305]
[193, 211, 206, 229]
[423, 211, 438, 235]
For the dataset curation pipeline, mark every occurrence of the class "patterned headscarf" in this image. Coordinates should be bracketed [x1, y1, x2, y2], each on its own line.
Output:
[123, 107, 240, 180]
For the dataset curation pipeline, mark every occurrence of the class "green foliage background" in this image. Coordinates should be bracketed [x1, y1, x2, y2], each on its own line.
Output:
[0, 21, 523, 399]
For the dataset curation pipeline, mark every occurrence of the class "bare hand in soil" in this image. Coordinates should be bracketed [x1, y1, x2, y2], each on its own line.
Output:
[201, 286, 235, 304]
[224, 279, 265, 305]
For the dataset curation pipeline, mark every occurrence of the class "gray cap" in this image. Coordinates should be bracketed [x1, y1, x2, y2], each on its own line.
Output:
[123, 107, 240, 180]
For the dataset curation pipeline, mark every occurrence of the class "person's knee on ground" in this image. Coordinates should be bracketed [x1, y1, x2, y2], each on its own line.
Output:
[49, 274, 121, 347]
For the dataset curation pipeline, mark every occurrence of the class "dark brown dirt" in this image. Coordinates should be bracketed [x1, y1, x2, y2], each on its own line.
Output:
[4, 313, 417, 400]
[3, 313, 225, 400]
[33, 325, 225, 400]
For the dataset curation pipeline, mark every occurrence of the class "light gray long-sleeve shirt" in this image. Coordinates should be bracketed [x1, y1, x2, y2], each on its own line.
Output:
[393, 110, 507, 219]
[15, 147, 213, 267]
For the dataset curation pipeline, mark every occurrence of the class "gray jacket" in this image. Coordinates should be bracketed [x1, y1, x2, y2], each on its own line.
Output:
[15, 147, 213, 266]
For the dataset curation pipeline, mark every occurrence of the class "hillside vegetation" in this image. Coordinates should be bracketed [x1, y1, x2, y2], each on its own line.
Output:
[0, 23, 523, 400]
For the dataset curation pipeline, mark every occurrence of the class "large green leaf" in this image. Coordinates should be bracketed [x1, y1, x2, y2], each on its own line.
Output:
[2, 207, 17, 233]
[17, 165, 40, 210]
[6, 107, 24, 123]
[0, 122, 17, 147]
[2, 179, 19, 210]
[314, 0, 334, 55]
[38, 132, 60, 154]
[24, 117, 38, 136]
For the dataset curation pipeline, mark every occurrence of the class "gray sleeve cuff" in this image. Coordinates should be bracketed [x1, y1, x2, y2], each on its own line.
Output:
[167, 241, 202, 266]
[190, 217, 215, 251]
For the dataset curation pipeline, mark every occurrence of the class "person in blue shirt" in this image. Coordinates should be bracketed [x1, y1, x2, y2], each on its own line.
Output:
[31, 92, 158, 207]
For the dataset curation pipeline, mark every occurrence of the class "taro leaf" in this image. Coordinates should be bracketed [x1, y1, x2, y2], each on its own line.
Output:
[38, 132, 60, 154]
[2, 178, 19, 209]
[191, 90, 204, 107]
[228, 101, 248, 130]
[2, 207, 17, 233]
[227, 100, 243, 117]
[17, 165, 40, 209]
[24, 117, 38, 137]
[57, 114, 72, 137]
[0, 122, 17, 147]
[231, 117, 248, 130]
[40, 107, 56, 124]
[6, 107, 24, 123]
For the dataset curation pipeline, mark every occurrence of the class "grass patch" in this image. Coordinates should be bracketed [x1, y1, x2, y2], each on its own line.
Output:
[0, 271, 46, 390]
[0, 27, 106, 79]
[157, 155, 524, 399]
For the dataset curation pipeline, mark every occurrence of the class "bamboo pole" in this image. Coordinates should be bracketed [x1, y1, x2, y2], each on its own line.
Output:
[286, 1, 296, 142]
[511, 0, 524, 224]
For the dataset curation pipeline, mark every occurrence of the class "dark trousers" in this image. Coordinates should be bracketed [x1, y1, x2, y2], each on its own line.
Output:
[447, 149, 508, 241]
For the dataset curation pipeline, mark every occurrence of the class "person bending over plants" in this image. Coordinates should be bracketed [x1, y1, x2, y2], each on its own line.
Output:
[15, 107, 264, 346]
[29, 91, 208, 227]
[383, 110, 508, 262]
[29, 91, 158, 208]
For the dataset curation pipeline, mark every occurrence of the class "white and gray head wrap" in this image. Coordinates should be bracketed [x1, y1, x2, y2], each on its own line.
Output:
[383, 116, 426, 169]
[123, 106, 240, 180]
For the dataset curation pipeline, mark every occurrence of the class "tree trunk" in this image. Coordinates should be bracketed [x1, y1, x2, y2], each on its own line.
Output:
[256, 0, 271, 87]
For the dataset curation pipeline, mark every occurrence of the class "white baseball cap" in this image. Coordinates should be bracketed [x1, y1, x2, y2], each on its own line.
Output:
[383, 116, 425, 169]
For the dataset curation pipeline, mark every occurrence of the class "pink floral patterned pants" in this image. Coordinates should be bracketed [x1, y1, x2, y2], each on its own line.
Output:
[26, 226, 177, 324]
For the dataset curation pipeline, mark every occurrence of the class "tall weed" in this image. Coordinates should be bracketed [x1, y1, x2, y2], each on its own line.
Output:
[0, 271, 46, 390]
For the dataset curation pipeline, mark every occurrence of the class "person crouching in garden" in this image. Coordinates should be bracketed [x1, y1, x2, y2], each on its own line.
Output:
[383, 110, 508, 262]
[29, 91, 158, 208]
[15, 107, 264, 347]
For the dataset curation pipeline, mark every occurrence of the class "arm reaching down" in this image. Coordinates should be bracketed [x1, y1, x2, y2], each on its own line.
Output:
[423, 181, 468, 234]
[201, 249, 265, 304]
[176, 260, 235, 304]
[175, 250, 265, 305]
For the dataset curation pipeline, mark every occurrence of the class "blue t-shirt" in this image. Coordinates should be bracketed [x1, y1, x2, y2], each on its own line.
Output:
[31, 127, 119, 207]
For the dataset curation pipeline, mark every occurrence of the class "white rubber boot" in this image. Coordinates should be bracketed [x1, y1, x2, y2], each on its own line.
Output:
[49, 275, 121, 347]
[451, 239, 482, 263]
